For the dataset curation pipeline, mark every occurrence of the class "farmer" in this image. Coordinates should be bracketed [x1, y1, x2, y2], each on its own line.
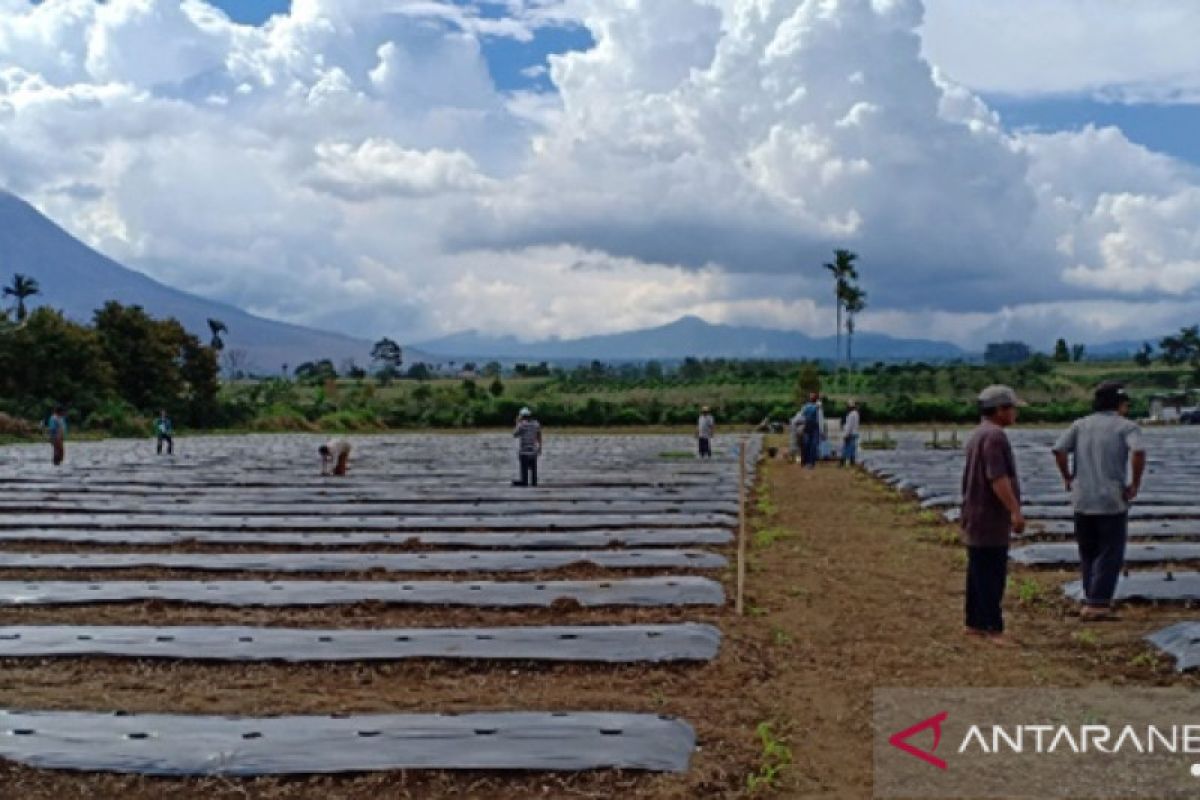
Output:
[960, 385, 1026, 643]
[840, 399, 860, 466]
[154, 410, 174, 455]
[1052, 381, 1146, 621]
[319, 437, 352, 476]
[697, 406, 715, 459]
[512, 407, 543, 486]
[798, 393, 822, 469]
[47, 405, 67, 466]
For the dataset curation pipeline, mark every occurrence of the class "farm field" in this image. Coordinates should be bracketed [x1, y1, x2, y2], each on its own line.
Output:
[1, 429, 1199, 797]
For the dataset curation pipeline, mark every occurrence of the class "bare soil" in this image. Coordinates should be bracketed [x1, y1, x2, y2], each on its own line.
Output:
[1, 458, 1193, 798]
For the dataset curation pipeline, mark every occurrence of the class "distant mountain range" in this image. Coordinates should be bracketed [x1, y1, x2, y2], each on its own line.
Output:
[0, 191, 379, 371]
[413, 315, 968, 362]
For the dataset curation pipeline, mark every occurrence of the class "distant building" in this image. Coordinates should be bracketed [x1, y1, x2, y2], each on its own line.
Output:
[1148, 392, 1198, 422]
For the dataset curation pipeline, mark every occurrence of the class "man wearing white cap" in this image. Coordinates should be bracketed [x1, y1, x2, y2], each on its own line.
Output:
[960, 385, 1026, 643]
[512, 407, 543, 486]
[840, 399, 860, 467]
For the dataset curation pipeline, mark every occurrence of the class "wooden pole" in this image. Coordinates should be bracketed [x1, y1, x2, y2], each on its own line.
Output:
[737, 440, 747, 616]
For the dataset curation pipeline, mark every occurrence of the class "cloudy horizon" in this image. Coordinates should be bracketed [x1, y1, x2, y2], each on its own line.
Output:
[1, 0, 1198, 349]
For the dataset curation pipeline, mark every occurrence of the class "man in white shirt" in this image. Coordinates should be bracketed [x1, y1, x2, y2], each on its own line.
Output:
[840, 400, 861, 467]
[319, 438, 352, 476]
[697, 406, 715, 459]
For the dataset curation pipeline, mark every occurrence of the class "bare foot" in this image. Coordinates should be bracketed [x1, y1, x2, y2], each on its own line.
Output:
[986, 633, 1019, 647]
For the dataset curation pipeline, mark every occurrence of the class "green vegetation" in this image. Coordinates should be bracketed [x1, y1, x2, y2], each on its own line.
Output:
[4, 273, 1198, 435]
[0, 302, 219, 435]
[746, 722, 793, 794]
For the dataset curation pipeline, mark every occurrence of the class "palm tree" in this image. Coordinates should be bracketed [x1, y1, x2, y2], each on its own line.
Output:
[207, 318, 228, 351]
[822, 249, 858, 364]
[842, 284, 867, 367]
[3, 273, 40, 322]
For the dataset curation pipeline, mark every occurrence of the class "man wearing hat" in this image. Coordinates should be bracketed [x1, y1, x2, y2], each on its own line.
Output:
[840, 399, 860, 467]
[697, 406, 715, 459]
[1052, 381, 1146, 620]
[512, 407, 543, 486]
[960, 385, 1026, 642]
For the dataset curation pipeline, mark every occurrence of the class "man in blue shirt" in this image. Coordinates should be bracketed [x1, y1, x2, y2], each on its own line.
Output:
[799, 393, 822, 469]
[155, 410, 174, 455]
[47, 406, 66, 466]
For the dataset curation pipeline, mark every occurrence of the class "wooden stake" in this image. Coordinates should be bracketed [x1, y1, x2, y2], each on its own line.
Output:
[737, 440, 747, 616]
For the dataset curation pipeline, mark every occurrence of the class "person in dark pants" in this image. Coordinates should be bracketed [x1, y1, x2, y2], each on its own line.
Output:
[47, 406, 67, 466]
[1053, 381, 1146, 621]
[960, 385, 1026, 644]
[697, 406, 715, 459]
[512, 407, 542, 486]
[155, 410, 174, 455]
[799, 393, 822, 469]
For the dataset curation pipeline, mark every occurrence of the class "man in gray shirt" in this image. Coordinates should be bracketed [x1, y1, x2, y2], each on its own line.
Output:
[512, 407, 543, 487]
[1053, 381, 1146, 620]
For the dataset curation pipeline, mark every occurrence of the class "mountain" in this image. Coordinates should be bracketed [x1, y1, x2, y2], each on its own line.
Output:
[0, 191, 378, 371]
[414, 315, 966, 362]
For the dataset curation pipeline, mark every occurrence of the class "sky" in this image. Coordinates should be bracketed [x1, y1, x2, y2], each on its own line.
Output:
[3, 0, 1199, 349]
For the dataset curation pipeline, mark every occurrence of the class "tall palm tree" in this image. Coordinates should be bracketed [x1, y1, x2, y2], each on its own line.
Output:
[842, 284, 867, 367]
[3, 273, 40, 322]
[822, 249, 858, 364]
[207, 318, 228, 351]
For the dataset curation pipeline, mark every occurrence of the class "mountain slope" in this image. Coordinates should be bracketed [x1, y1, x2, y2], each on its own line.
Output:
[0, 191, 375, 371]
[414, 315, 966, 361]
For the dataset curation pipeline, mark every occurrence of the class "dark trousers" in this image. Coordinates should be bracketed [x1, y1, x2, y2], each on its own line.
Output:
[51, 440, 64, 466]
[801, 428, 820, 468]
[157, 435, 173, 455]
[1074, 513, 1128, 607]
[517, 454, 538, 486]
[698, 437, 712, 458]
[965, 545, 1008, 633]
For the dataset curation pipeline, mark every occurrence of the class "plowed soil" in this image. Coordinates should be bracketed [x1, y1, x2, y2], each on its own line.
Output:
[1, 457, 1192, 799]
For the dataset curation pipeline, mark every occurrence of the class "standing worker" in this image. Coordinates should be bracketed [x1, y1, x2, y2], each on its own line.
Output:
[799, 393, 822, 469]
[840, 399, 860, 467]
[960, 385, 1026, 644]
[47, 405, 66, 466]
[512, 407, 543, 486]
[155, 410, 174, 455]
[319, 437, 352, 476]
[1052, 381, 1146, 621]
[697, 406, 715, 459]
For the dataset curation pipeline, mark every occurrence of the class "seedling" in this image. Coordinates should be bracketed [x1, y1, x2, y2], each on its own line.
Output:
[746, 722, 793, 793]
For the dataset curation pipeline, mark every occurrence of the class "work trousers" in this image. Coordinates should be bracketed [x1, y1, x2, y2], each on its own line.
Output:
[517, 454, 539, 486]
[965, 545, 1009, 633]
[1074, 513, 1128, 607]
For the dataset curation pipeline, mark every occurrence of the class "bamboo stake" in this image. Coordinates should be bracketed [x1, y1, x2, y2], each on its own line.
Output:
[737, 440, 747, 616]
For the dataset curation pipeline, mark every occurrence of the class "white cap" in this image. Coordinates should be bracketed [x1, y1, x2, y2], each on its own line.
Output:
[519, 407, 532, 417]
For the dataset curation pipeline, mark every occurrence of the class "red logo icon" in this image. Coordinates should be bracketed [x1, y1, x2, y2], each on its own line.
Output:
[889, 711, 949, 770]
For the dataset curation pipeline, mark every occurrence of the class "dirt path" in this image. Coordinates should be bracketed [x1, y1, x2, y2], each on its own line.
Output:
[753, 458, 1192, 798]
[1, 457, 1192, 798]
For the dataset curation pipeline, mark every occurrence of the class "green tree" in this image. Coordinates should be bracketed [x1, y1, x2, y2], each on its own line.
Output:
[794, 363, 821, 405]
[0, 307, 113, 419]
[842, 284, 867, 367]
[1053, 338, 1070, 362]
[1071, 343, 1086, 362]
[489, 376, 505, 397]
[93, 302, 187, 411]
[822, 249, 858, 364]
[406, 362, 431, 380]
[3, 273, 40, 322]
[370, 337, 403, 377]
[207, 318, 228, 351]
[1134, 342, 1154, 367]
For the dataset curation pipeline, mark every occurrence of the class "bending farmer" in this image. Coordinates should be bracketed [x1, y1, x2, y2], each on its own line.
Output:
[319, 438, 352, 476]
